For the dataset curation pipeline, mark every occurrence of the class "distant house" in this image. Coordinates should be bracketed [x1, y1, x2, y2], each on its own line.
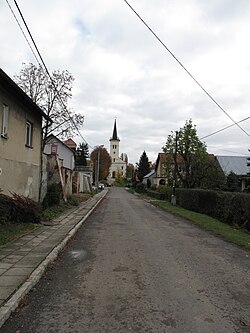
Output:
[43, 135, 92, 197]
[215, 155, 249, 191]
[44, 134, 75, 170]
[0, 68, 51, 201]
[154, 153, 170, 186]
[142, 169, 156, 187]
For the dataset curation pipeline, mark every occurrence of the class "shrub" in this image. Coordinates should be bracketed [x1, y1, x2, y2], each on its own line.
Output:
[67, 195, 79, 206]
[0, 193, 41, 225]
[157, 186, 172, 201]
[42, 183, 61, 208]
[135, 182, 146, 193]
[146, 189, 163, 200]
[174, 188, 250, 231]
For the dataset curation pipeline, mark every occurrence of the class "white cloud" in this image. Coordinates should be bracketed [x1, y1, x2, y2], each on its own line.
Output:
[1, 0, 250, 164]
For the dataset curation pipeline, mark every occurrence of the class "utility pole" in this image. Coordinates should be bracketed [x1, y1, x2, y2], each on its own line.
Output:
[96, 145, 104, 189]
[171, 131, 178, 205]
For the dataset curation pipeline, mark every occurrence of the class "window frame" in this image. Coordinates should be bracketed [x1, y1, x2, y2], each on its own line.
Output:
[25, 120, 33, 147]
[1, 104, 9, 138]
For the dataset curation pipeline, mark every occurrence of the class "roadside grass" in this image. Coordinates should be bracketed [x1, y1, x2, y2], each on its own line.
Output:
[139, 193, 250, 250]
[42, 204, 69, 221]
[42, 193, 92, 221]
[0, 223, 40, 247]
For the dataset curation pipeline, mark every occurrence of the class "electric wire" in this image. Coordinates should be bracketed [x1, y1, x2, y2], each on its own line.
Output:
[201, 116, 250, 140]
[10, 0, 92, 149]
[123, 0, 250, 138]
[5, 0, 40, 65]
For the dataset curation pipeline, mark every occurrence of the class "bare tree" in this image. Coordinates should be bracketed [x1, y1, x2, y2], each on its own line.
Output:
[14, 63, 84, 149]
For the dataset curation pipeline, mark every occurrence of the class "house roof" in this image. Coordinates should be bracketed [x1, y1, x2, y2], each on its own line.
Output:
[45, 134, 75, 154]
[216, 155, 249, 176]
[64, 138, 77, 149]
[143, 169, 156, 179]
[0, 68, 51, 122]
[155, 153, 183, 171]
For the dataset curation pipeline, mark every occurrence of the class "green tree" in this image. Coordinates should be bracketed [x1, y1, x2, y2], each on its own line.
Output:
[76, 143, 89, 166]
[163, 119, 225, 189]
[226, 171, 240, 192]
[126, 163, 134, 180]
[90, 146, 111, 183]
[114, 171, 126, 187]
[137, 151, 150, 182]
[14, 63, 84, 149]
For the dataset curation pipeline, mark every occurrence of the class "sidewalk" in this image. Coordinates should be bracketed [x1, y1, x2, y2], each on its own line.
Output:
[0, 189, 108, 327]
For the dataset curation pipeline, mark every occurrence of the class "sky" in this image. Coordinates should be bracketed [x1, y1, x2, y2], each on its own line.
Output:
[1, 0, 250, 164]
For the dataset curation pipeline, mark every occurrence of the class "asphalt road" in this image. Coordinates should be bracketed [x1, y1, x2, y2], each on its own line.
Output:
[1, 188, 250, 333]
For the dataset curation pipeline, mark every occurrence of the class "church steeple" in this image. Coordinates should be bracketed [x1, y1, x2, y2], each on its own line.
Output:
[110, 119, 120, 141]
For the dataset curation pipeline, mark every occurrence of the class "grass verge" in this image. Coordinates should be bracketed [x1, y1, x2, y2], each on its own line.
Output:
[42, 203, 71, 221]
[42, 193, 92, 221]
[140, 194, 250, 250]
[0, 224, 40, 247]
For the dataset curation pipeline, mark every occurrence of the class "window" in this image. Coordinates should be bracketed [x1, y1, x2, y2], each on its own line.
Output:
[121, 166, 123, 170]
[113, 158, 115, 162]
[25, 121, 33, 147]
[1, 104, 9, 138]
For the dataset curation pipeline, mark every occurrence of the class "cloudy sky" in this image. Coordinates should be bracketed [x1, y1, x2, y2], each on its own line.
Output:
[1, 0, 250, 163]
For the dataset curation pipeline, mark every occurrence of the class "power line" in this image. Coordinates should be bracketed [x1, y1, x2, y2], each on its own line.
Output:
[123, 0, 250, 138]
[5, 0, 40, 64]
[9, 0, 92, 148]
[201, 116, 250, 140]
[206, 146, 249, 156]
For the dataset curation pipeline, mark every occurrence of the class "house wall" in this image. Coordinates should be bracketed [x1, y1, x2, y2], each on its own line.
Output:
[44, 138, 75, 170]
[0, 89, 42, 201]
[41, 154, 73, 198]
[72, 171, 92, 193]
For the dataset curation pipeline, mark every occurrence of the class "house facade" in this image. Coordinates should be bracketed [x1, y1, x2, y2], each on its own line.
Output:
[108, 120, 127, 183]
[0, 69, 50, 201]
[44, 134, 75, 170]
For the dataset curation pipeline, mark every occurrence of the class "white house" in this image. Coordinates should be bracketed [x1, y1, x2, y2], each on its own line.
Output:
[44, 134, 75, 170]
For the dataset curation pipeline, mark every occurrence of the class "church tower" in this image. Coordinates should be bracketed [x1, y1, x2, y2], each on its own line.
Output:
[108, 120, 127, 183]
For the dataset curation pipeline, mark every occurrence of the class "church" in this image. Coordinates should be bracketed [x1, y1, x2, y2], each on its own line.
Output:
[108, 120, 127, 184]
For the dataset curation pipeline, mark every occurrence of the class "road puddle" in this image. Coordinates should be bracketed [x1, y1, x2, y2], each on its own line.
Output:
[69, 249, 87, 261]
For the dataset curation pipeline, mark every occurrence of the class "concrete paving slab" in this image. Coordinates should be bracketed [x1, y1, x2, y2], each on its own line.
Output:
[14, 255, 45, 267]
[0, 276, 26, 287]
[5, 267, 34, 276]
[0, 287, 16, 300]
[20, 236, 36, 240]
[1, 258, 20, 264]
[0, 263, 12, 270]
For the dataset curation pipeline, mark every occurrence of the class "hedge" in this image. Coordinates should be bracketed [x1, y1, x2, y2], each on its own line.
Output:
[145, 187, 250, 231]
[176, 189, 250, 230]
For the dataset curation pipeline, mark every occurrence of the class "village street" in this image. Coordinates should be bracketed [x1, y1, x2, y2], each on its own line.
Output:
[1, 188, 249, 333]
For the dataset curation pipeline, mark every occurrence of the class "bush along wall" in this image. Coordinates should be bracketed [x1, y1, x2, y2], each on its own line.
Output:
[0, 193, 41, 225]
[175, 189, 250, 231]
[144, 187, 250, 231]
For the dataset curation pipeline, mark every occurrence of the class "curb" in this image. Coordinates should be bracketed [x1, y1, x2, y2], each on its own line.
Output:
[0, 190, 108, 328]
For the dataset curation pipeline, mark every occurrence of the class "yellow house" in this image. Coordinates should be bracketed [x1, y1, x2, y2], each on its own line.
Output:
[0, 69, 51, 201]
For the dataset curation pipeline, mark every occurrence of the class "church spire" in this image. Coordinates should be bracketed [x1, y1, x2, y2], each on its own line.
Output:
[110, 119, 120, 141]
